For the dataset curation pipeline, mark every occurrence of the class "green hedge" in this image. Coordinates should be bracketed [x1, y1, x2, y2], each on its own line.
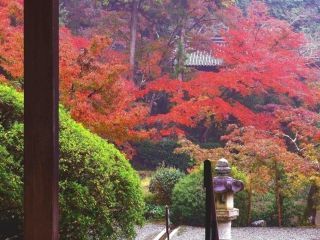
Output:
[0, 84, 144, 239]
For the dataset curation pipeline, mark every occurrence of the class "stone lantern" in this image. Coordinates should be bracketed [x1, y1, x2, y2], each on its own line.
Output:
[213, 158, 244, 240]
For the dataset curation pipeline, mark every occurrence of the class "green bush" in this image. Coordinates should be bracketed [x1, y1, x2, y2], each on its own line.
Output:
[170, 166, 246, 227]
[0, 141, 23, 238]
[149, 167, 185, 205]
[251, 191, 307, 227]
[171, 169, 205, 226]
[232, 166, 249, 227]
[142, 190, 165, 220]
[0, 84, 144, 239]
[132, 140, 193, 171]
[233, 190, 250, 226]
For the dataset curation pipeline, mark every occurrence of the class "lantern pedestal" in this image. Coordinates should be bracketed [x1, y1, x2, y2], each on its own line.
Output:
[213, 158, 244, 240]
[217, 209, 239, 240]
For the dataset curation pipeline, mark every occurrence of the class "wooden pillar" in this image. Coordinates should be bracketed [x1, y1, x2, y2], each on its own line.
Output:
[204, 160, 219, 240]
[24, 0, 59, 239]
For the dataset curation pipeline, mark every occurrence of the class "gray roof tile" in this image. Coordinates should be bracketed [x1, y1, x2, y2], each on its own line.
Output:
[185, 51, 223, 67]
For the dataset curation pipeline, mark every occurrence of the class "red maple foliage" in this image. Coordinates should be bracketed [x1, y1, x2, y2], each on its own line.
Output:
[0, 1, 148, 147]
[139, 1, 320, 141]
[59, 28, 148, 145]
[0, 0, 23, 84]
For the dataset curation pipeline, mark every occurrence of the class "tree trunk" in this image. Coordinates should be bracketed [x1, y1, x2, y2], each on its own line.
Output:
[247, 183, 253, 226]
[200, 126, 209, 143]
[305, 184, 318, 224]
[177, 24, 185, 81]
[275, 161, 283, 227]
[129, 0, 138, 82]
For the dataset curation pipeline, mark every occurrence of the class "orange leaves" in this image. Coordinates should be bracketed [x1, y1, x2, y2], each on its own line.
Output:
[223, 125, 313, 176]
[140, 74, 278, 136]
[0, 0, 23, 81]
[59, 28, 148, 145]
[272, 105, 320, 143]
[89, 35, 111, 57]
[71, 36, 89, 50]
[0, 1, 147, 147]
[137, 1, 320, 141]
[0, 75, 6, 83]
[212, 1, 318, 105]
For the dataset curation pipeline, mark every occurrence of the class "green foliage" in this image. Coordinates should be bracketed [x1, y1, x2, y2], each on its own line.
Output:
[250, 191, 307, 227]
[233, 190, 250, 226]
[138, 171, 166, 220]
[142, 185, 166, 220]
[282, 196, 306, 226]
[132, 140, 193, 171]
[0, 85, 23, 128]
[0, 142, 23, 238]
[149, 166, 185, 205]
[0, 84, 144, 239]
[144, 193, 166, 221]
[232, 166, 250, 227]
[144, 203, 166, 220]
[171, 169, 205, 226]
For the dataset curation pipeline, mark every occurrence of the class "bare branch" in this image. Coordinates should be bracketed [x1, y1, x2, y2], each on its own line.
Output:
[283, 132, 305, 152]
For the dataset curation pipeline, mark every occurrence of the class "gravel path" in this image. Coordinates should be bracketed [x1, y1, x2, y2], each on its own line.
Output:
[135, 223, 165, 240]
[134, 224, 320, 240]
[174, 226, 320, 240]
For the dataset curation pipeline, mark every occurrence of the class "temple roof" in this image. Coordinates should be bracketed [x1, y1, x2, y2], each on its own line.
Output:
[185, 50, 223, 67]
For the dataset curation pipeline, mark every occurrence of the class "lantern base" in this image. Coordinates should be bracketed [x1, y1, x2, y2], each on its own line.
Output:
[216, 208, 239, 240]
[218, 221, 232, 240]
[216, 208, 239, 221]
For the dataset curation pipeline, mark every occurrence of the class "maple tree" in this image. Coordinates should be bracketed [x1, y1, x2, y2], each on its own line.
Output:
[1, 0, 320, 226]
[0, 0, 148, 149]
[139, 1, 319, 141]
[61, 0, 226, 84]
[175, 122, 319, 226]
[136, 1, 320, 225]
[0, 0, 23, 87]
[59, 28, 148, 147]
[221, 125, 317, 226]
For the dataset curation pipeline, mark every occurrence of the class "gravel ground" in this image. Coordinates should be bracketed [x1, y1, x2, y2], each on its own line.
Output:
[135, 223, 165, 240]
[174, 226, 320, 240]
[134, 224, 320, 240]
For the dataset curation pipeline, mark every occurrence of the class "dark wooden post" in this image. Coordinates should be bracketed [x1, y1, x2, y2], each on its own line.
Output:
[24, 0, 59, 239]
[204, 160, 219, 240]
[165, 205, 170, 240]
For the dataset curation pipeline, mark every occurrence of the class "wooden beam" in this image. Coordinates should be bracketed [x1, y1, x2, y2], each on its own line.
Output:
[204, 160, 219, 240]
[24, 0, 59, 239]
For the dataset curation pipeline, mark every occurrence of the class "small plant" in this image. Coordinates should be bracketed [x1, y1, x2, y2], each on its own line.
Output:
[149, 166, 185, 205]
[144, 203, 166, 220]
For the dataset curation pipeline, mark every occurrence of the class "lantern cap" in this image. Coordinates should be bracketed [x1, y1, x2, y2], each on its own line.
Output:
[213, 158, 244, 193]
[215, 158, 231, 176]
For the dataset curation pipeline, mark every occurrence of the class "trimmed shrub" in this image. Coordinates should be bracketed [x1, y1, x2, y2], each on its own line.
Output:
[132, 140, 193, 171]
[149, 167, 185, 205]
[0, 84, 144, 239]
[171, 166, 243, 226]
[171, 169, 205, 226]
